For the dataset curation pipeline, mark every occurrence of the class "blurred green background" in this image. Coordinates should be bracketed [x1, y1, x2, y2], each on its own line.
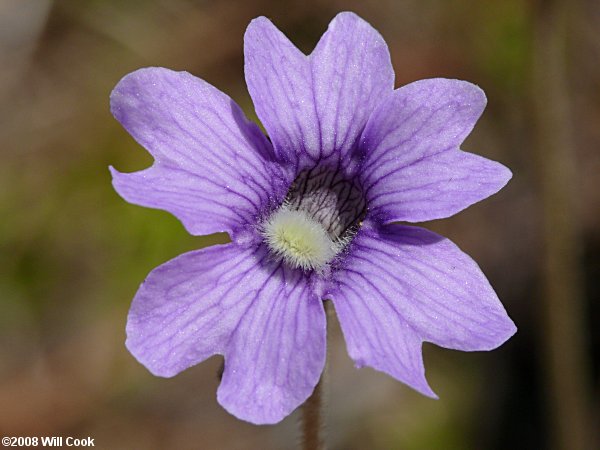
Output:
[1, 0, 598, 449]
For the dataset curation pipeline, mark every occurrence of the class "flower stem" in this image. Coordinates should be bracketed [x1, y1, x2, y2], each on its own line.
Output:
[301, 301, 330, 450]
[301, 374, 324, 450]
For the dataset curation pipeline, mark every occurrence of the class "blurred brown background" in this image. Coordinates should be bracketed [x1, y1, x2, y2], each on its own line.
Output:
[1, 0, 598, 449]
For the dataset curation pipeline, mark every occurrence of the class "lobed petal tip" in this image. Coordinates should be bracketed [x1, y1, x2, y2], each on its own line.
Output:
[476, 158, 513, 201]
[428, 391, 440, 400]
[124, 336, 178, 379]
[248, 15, 270, 24]
[417, 380, 439, 400]
[244, 15, 277, 38]
[330, 10, 361, 23]
[406, 78, 488, 111]
[500, 163, 514, 186]
[324, 11, 388, 49]
[216, 390, 280, 425]
[348, 346, 438, 399]
[110, 67, 184, 115]
[451, 78, 486, 97]
[107, 165, 124, 180]
[495, 318, 518, 348]
[457, 314, 517, 352]
[216, 369, 320, 425]
[329, 10, 376, 25]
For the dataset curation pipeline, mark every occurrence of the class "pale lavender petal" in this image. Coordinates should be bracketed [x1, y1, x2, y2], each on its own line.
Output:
[126, 243, 264, 377]
[244, 16, 311, 167]
[360, 78, 511, 223]
[244, 12, 393, 167]
[310, 12, 394, 162]
[218, 266, 326, 424]
[110, 67, 288, 236]
[365, 150, 512, 223]
[326, 225, 515, 394]
[329, 294, 436, 397]
[126, 242, 326, 424]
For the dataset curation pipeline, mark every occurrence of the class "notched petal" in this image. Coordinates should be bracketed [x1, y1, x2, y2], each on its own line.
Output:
[366, 150, 512, 224]
[126, 241, 327, 424]
[360, 78, 508, 222]
[110, 67, 287, 236]
[217, 264, 326, 424]
[326, 225, 516, 396]
[244, 12, 394, 168]
[309, 12, 394, 161]
[125, 243, 258, 377]
[329, 293, 437, 398]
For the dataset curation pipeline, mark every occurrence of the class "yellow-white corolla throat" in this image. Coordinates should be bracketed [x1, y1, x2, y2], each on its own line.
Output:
[262, 206, 343, 271]
[261, 166, 367, 272]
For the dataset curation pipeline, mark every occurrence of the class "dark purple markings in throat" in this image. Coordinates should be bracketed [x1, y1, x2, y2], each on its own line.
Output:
[285, 165, 367, 241]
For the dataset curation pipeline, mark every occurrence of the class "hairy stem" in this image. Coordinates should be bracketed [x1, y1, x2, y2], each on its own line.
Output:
[301, 301, 330, 450]
[301, 374, 324, 450]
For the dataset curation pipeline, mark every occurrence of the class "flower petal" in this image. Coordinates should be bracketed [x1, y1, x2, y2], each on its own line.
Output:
[217, 264, 326, 424]
[244, 17, 309, 167]
[310, 12, 395, 162]
[126, 243, 263, 377]
[330, 293, 436, 397]
[244, 12, 393, 167]
[360, 78, 510, 223]
[110, 67, 287, 236]
[326, 225, 515, 394]
[126, 242, 326, 424]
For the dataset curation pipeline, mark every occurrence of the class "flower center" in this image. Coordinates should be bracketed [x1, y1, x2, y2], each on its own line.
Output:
[262, 166, 366, 271]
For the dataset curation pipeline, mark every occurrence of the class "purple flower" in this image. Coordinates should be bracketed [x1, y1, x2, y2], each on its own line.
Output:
[110, 12, 516, 424]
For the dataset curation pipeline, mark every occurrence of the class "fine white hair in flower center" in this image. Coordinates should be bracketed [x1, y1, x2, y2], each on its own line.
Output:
[262, 205, 344, 271]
